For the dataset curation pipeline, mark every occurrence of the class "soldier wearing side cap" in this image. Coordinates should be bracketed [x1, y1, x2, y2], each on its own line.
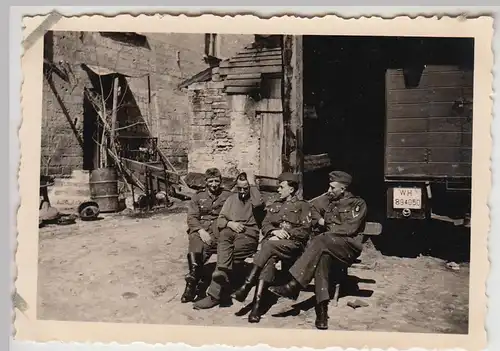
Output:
[181, 168, 232, 303]
[230, 172, 313, 323]
[268, 170, 368, 330]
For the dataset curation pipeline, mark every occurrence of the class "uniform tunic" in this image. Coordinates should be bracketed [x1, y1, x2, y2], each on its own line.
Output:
[289, 192, 367, 288]
[253, 196, 312, 283]
[206, 187, 264, 300]
[186, 188, 232, 262]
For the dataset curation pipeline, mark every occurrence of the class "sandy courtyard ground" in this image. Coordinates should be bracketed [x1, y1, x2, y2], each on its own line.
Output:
[37, 205, 470, 334]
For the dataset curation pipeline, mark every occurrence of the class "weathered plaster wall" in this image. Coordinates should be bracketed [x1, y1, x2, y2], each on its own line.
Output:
[186, 83, 261, 177]
[41, 31, 253, 177]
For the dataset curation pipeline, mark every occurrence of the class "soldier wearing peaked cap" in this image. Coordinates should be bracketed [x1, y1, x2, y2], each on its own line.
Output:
[230, 172, 313, 323]
[181, 168, 232, 304]
[268, 170, 368, 330]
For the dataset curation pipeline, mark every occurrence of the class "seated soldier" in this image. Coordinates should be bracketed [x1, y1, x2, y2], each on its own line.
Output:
[193, 172, 265, 310]
[268, 171, 368, 330]
[231, 172, 312, 323]
[181, 168, 232, 303]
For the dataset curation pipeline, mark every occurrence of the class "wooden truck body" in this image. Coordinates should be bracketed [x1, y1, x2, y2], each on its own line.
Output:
[384, 65, 473, 220]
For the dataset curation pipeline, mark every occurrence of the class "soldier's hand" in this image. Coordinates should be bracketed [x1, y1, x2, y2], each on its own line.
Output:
[228, 221, 245, 233]
[272, 229, 289, 239]
[318, 218, 325, 226]
[198, 229, 212, 244]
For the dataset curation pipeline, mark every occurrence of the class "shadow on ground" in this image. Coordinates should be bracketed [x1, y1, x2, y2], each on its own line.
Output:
[371, 219, 471, 263]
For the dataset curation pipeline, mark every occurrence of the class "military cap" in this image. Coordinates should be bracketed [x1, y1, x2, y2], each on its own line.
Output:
[205, 167, 222, 179]
[329, 170, 352, 186]
[278, 172, 299, 184]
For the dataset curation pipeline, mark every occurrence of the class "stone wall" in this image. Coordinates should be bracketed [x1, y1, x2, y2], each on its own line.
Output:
[187, 82, 262, 177]
[41, 31, 253, 177]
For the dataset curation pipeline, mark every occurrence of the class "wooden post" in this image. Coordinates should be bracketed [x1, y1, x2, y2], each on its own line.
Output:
[110, 76, 119, 150]
[282, 35, 304, 193]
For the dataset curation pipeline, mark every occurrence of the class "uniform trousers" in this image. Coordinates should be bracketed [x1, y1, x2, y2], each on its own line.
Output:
[187, 221, 219, 263]
[290, 232, 362, 288]
[207, 227, 259, 300]
[253, 239, 303, 283]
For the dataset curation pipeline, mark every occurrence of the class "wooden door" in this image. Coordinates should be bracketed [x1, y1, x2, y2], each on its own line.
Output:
[259, 112, 283, 178]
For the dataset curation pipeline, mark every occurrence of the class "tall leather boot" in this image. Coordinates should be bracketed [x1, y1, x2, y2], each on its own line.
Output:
[181, 253, 202, 303]
[314, 300, 329, 330]
[268, 278, 301, 300]
[231, 264, 262, 302]
[248, 279, 267, 323]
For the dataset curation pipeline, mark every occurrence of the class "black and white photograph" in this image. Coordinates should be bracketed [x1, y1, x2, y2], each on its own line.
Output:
[15, 13, 493, 350]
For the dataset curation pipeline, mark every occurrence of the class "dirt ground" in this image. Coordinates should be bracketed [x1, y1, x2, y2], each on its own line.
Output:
[37, 204, 470, 334]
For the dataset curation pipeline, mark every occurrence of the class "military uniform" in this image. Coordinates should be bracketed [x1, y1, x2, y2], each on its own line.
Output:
[254, 195, 312, 283]
[181, 168, 232, 304]
[186, 187, 232, 261]
[289, 191, 367, 289]
[268, 170, 368, 330]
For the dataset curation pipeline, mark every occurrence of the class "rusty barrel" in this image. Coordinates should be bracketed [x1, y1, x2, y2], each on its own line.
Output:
[89, 168, 119, 213]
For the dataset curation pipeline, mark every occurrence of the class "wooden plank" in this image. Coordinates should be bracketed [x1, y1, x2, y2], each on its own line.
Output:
[259, 112, 284, 178]
[220, 59, 282, 68]
[223, 79, 261, 87]
[226, 73, 261, 80]
[225, 86, 259, 94]
[110, 77, 119, 146]
[304, 153, 331, 172]
[121, 158, 181, 184]
[386, 132, 473, 148]
[239, 47, 282, 54]
[386, 147, 472, 163]
[387, 102, 463, 118]
[387, 71, 473, 89]
[386, 117, 473, 133]
[234, 52, 282, 60]
[219, 65, 282, 76]
[282, 34, 304, 188]
[385, 162, 471, 178]
[229, 56, 283, 63]
[256, 98, 282, 113]
[387, 87, 473, 104]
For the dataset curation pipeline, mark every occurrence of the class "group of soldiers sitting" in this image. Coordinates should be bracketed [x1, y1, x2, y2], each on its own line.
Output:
[181, 167, 367, 330]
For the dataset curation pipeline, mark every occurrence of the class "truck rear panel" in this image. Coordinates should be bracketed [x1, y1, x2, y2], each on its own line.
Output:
[384, 65, 473, 180]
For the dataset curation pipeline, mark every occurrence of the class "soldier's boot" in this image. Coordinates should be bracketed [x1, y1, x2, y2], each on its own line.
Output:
[314, 301, 329, 330]
[248, 279, 267, 323]
[268, 278, 301, 301]
[232, 265, 261, 302]
[181, 253, 202, 303]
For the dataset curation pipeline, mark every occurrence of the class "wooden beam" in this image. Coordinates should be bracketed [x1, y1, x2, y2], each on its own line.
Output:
[220, 59, 282, 68]
[110, 76, 119, 149]
[218, 65, 282, 76]
[229, 56, 283, 63]
[282, 35, 304, 192]
[225, 86, 259, 95]
[223, 79, 261, 87]
[226, 73, 261, 80]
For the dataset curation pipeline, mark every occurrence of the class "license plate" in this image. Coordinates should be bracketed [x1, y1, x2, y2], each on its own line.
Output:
[393, 187, 422, 209]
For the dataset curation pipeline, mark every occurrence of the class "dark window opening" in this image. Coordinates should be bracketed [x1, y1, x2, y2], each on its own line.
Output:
[204, 33, 218, 57]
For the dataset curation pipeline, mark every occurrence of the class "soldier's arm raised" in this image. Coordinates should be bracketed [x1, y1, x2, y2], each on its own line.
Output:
[332, 199, 368, 236]
[186, 195, 203, 235]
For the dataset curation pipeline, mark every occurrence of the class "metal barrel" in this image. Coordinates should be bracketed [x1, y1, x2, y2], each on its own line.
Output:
[89, 168, 119, 213]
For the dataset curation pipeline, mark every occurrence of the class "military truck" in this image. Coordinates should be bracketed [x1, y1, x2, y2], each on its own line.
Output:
[384, 65, 473, 225]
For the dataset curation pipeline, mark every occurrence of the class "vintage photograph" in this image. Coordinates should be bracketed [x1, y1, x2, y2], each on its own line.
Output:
[16, 13, 493, 350]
